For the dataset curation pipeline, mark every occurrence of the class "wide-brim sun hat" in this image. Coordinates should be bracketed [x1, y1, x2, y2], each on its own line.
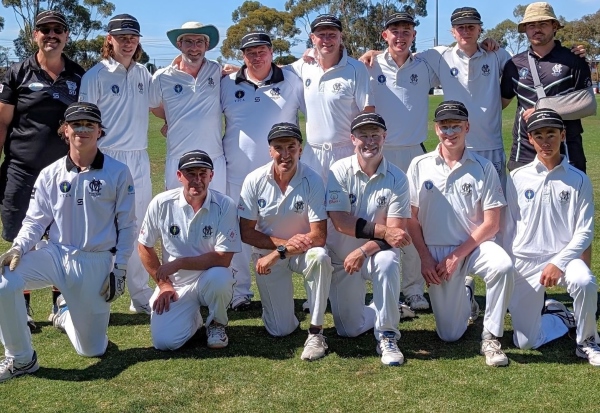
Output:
[167, 22, 219, 50]
[518, 2, 564, 33]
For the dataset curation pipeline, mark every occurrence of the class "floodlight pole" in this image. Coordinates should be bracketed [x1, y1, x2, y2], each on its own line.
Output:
[434, 0, 438, 46]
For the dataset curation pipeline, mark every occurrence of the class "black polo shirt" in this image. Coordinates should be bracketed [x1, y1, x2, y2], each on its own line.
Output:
[500, 41, 592, 165]
[234, 63, 285, 88]
[0, 53, 85, 172]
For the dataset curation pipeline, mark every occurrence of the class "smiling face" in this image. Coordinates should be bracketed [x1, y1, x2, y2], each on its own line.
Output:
[435, 119, 469, 151]
[269, 137, 302, 175]
[177, 167, 213, 200]
[242, 45, 273, 73]
[63, 120, 102, 151]
[528, 126, 565, 163]
[310, 26, 342, 58]
[451, 24, 481, 49]
[351, 125, 386, 162]
[177, 34, 209, 64]
[525, 20, 557, 48]
[34, 24, 68, 55]
[382, 22, 416, 56]
[107, 34, 140, 61]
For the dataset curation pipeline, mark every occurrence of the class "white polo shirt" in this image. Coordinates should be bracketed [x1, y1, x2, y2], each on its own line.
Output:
[139, 188, 241, 284]
[149, 57, 223, 159]
[326, 155, 410, 259]
[79, 58, 151, 151]
[14, 151, 137, 266]
[369, 51, 439, 147]
[238, 161, 327, 244]
[290, 48, 371, 146]
[506, 156, 594, 271]
[407, 145, 506, 247]
[418, 46, 511, 151]
[221, 64, 305, 186]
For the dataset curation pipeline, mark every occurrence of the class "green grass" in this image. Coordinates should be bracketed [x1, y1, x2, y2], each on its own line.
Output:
[1, 97, 600, 412]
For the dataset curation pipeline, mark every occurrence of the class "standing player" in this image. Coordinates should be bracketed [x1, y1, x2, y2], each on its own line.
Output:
[290, 14, 373, 182]
[505, 109, 600, 366]
[238, 123, 333, 361]
[0, 10, 85, 329]
[138, 150, 239, 350]
[222, 32, 305, 310]
[0, 102, 136, 382]
[149, 22, 225, 192]
[406, 101, 514, 367]
[326, 113, 411, 366]
[79, 14, 153, 314]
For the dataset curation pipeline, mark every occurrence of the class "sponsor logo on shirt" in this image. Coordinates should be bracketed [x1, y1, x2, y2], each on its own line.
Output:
[127, 185, 135, 194]
[202, 225, 213, 238]
[377, 75, 386, 84]
[349, 193, 356, 205]
[59, 181, 72, 194]
[293, 200, 304, 213]
[460, 183, 472, 196]
[305, 79, 311, 87]
[328, 190, 340, 204]
[551, 64, 562, 77]
[138, 82, 144, 94]
[424, 180, 434, 191]
[174, 84, 183, 94]
[28, 82, 44, 92]
[257, 198, 266, 208]
[227, 228, 238, 242]
[450, 68, 459, 77]
[235, 90, 245, 101]
[169, 224, 181, 236]
[88, 178, 103, 197]
[410, 74, 418, 85]
[524, 189, 535, 201]
[559, 190, 570, 203]
[481, 64, 491, 76]
[518, 68, 529, 79]
[111, 85, 120, 95]
[376, 195, 387, 208]
[66, 80, 78, 96]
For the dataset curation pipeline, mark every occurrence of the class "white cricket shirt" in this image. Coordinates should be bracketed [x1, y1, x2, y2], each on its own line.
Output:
[369, 51, 439, 147]
[221, 64, 305, 186]
[290, 49, 371, 146]
[407, 145, 506, 247]
[79, 58, 151, 150]
[139, 188, 241, 284]
[14, 151, 137, 266]
[326, 155, 410, 259]
[149, 57, 223, 159]
[418, 46, 511, 151]
[505, 156, 594, 271]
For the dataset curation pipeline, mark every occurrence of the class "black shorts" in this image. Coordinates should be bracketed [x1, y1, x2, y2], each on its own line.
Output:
[0, 161, 38, 242]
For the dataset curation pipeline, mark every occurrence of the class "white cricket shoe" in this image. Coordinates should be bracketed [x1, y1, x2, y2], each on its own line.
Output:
[0, 351, 39, 383]
[230, 296, 251, 311]
[480, 338, 509, 367]
[52, 294, 68, 334]
[376, 331, 404, 366]
[207, 324, 229, 349]
[301, 332, 328, 361]
[398, 302, 416, 319]
[405, 294, 430, 310]
[576, 336, 600, 367]
[544, 299, 576, 329]
[129, 303, 151, 315]
[465, 276, 479, 323]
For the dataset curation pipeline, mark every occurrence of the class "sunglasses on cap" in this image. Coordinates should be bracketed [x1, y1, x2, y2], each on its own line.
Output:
[36, 26, 66, 35]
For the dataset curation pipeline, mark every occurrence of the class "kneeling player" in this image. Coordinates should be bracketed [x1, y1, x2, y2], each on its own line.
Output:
[505, 109, 600, 366]
[138, 151, 240, 351]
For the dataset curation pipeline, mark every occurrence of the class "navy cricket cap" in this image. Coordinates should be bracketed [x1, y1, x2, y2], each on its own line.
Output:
[351, 113, 387, 132]
[108, 14, 142, 36]
[268, 123, 303, 143]
[178, 150, 214, 170]
[65, 102, 103, 124]
[385, 12, 416, 28]
[35, 10, 68, 29]
[526, 109, 564, 133]
[450, 7, 483, 25]
[240, 32, 272, 50]
[434, 100, 469, 122]
[310, 14, 343, 32]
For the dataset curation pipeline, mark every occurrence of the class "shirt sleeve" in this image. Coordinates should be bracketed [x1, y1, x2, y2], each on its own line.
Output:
[326, 163, 351, 212]
[307, 173, 327, 222]
[148, 71, 162, 109]
[407, 159, 420, 208]
[421, 58, 440, 89]
[502, 173, 519, 255]
[138, 195, 161, 248]
[496, 49, 512, 72]
[353, 61, 371, 110]
[114, 165, 137, 266]
[78, 69, 99, 104]
[386, 171, 411, 219]
[288, 57, 304, 78]
[414, 47, 444, 77]
[481, 161, 507, 210]
[215, 195, 242, 253]
[500, 60, 518, 100]
[237, 174, 259, 221]
[0, 66, 17, 105]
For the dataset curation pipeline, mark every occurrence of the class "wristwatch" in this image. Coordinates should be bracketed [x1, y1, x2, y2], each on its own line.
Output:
[277, 245, 287, 260]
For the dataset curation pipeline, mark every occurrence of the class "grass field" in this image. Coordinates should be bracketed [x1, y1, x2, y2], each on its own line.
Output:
[1, 96, 599, 412]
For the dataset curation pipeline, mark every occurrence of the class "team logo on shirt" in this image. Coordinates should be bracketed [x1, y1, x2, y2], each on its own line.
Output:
[410, 74, 418, 85]
[111, 85, 120, 95]
[28, 82, 44, 92]
[332, 83, 342, 93]
[424, 180, 434, 191]
[208, 77, 215, 87]
[258, 198, 266, 208]
[66, 80, 78, 96]
[202, 225, 213, 238]
[138, 82, 144, 94]
[127, 185, 135, 194]
[349, 193, 357, 205]
[518, 68, 529, 79]
[270, 87, 281, 97]
[169, 225, 181, 236]
[227, 228, 238, 242]
[450, 67, 459, 77]
[377, 75, 386, 84]
[88, 179, 103, 197]
[481, 64, 491, 76]
[305, 79, 311, 87]
[460, 183, 472, 196]
[59, 181, 72, 194]
[235, 90, 245, 101]
[293, 200, 305, 213]
[376, 196, 387, 208]
[524, 189, 535, 201]
[552, 64, 563, 77]
[174, 84, 183, 94]
[559, 190, 570, 203]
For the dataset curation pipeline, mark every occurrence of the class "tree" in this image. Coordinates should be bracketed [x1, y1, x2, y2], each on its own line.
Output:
[221, 1, 301, 62]
[481, 5, 528, 55]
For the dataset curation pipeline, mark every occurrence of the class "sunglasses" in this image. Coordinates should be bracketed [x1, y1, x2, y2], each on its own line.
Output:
[439, 125, 463, 135]
[36, 26, 66, 35]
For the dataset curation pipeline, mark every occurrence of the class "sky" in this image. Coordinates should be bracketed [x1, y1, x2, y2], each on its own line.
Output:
[0, 0, 598, 65]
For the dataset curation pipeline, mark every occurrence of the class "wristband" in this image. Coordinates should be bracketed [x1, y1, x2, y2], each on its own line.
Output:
[359, 247, 368, 258]
[374, 239, 393, 251]
[355, 218, 376, 239]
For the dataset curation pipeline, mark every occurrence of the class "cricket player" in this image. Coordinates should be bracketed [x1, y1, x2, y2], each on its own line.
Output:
[0, 10, 85, 329]
[406, 101, 514, 367]
[326, 113, 411, 366]
[0, 102, 136, 382]
[79, 13, 153, 314]
[149, 22, 225, 192]
[222, 32, 305, 310]
[290, 14, 374, 182]
[238, 123, 333, 361]
[505, 109, 600, 366]
[138, 150, 239, 351]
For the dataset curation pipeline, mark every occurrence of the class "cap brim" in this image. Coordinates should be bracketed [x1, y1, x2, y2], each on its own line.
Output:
[109, 29, 142, 37]
[241, 40, 271, 50]
[178, 162, 213, 170]
[452, 18, 483, 25]
[434, 114, 468, 122]
[36, 19, 68, 28]
[351, 121, 387, 132]
[385, 18, 415, 27]
[527, 121, 564, 133]
[167, 25, 219, 50]
[268, 131, 302, 142]
[311, 22, 342, 31]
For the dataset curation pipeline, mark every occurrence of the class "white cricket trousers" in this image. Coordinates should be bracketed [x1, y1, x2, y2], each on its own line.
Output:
[383, 144, 426, 298]
[510, 256, 599, 349]
[0, 242, 113, 363]
[427, 241, 514, 342]
[227, 181, 254, 300]
[252, 247, 333, 337]
[302, 142, 355, 184]
[329, 249, 401, 341]
[150, 267, 235, 351]
[102, 149, 153, 310]
[165, 154, 227, 193]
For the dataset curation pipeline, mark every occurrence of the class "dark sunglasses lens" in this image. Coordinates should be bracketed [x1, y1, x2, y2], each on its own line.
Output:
[38, 27, 65, 35]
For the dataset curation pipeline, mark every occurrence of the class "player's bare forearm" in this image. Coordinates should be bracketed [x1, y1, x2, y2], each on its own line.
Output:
[150, 105, 165, 120]
[501, 97, 512, 110]
[0, 102, 16, 149]
[450, 208, 500, 260]
[328, 211, 359, 237]
[240, 218, 285, 250]
[174, 251, 234, 271]
[138, 243, 162, 282]
[407, 216, 431, 260]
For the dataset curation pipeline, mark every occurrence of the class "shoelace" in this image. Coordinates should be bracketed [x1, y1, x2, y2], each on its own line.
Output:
[0, 358, 14, 373]
[306, 334, 327, 349]
[583, 337, 600, 351]
[210, 325, 226, 339]
[482, 339, 504, 356]
[382, 338, 400, 353]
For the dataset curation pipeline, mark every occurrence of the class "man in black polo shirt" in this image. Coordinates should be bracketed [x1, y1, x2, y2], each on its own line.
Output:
[0, 11, 85, 328]
[501, 2, 593, 173]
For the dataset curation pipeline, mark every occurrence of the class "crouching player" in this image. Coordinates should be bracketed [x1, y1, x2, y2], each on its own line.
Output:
[505, 109, 600, 366]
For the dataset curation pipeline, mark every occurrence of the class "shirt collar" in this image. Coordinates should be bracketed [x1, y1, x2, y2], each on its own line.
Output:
[434, 143, 475, 166]
[453, 43, 484, 58]
[64, 150, 105, 172]
[103, 57, 128, 73]
[267, 161, 304, 186]
[234, 63, 284, 85]
[383, 48, 414, 69]
[350, 154, 388, 177]
[170, 55, 207, 73]
[528, 40, 561, 59]
[177, 187, 212, 212]
[28, 53, 78, 73]
[532, 155, 568, 173]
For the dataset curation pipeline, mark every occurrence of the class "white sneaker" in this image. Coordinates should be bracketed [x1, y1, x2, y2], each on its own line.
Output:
[465, 276, 479, 323]
[376, 332, 404, 366]
[544, 299, 576, 329]
[480, 338, 509, 367]
[230, 296, 251, 311]
[398, 302, 416, 319]
[405, 294, 430, 310]
[0, 351, 39, 383]
[207, 324, 229, 349]
[576, 336, 600, 367]
[302, 301, 310, 313]
[301, 332, 328, 361]
[52, 295, 68, 334]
